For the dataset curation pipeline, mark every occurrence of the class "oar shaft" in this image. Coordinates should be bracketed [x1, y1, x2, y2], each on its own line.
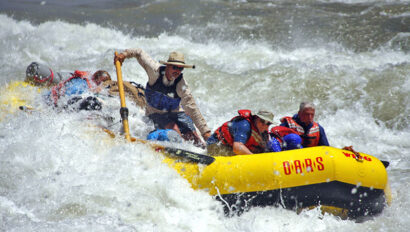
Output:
[114, 51, 131, 141]
[115, 54, 127, 108]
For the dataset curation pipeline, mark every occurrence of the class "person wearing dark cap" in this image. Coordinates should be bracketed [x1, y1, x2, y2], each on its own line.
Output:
[207, 109, 274, 156]
[280, 102, 329, 147]
[114, 49, 211, 147]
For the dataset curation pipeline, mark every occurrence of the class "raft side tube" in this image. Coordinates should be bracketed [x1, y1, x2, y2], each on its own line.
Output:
[168, 146, 388, 194]
[164, 146, 389, 218]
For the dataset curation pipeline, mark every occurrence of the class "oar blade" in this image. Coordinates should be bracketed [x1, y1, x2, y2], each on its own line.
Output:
[164, 147, 215, 165]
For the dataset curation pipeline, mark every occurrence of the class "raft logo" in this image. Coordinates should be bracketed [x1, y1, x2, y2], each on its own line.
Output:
[342, 152, 372, 162]
[283, 157, 324, 175]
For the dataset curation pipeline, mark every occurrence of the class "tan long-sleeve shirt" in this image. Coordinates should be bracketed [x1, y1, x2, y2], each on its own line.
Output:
[122, 48, 211, 136]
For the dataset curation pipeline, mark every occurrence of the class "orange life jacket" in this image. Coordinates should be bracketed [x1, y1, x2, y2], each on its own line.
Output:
[214, 109, 266, 153]
[280, 116, 320, 147]
[51, 70, 92, 105]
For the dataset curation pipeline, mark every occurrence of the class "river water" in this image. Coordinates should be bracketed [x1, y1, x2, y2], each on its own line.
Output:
[0, 0, 409, 231]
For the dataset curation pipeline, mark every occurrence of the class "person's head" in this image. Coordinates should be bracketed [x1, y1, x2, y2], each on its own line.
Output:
[160, 51, 195, 81]
[25, 62, 55, 86]
[92, 70, 111, 85]
[254, 110, 274, 133]
[298, 102, 315, 125]
[282, 133, 303, 150]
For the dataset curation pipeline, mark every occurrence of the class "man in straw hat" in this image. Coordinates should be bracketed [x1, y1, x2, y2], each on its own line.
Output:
[206, 109, 274, 156]
[114, 49, 211, 147]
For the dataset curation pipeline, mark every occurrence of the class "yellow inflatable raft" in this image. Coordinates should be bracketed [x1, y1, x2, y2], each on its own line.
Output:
[1, 80, 391, 219]
[162, 146, 391, 219]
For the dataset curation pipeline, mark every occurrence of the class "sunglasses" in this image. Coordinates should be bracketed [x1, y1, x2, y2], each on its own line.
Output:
[172, 65, 184, 71]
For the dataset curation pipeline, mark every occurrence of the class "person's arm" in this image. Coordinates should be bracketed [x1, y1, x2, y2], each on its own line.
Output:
[318, 125, 329, 146]
[231, 120, 253, 155]
[176, 79, 211, 139]
[202, 131, 212, 141]
[233, 142, 253, 155]
[115, 48, 160, 85]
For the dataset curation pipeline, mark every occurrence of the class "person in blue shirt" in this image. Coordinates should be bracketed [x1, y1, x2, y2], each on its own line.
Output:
[26, 62, 146, 110]
[45, 70, 111, 111]
[207, 109, 274, 156]
[280, 102, 361, 156]
[280, 102, 329, 147]
[207, 118, 252, 145]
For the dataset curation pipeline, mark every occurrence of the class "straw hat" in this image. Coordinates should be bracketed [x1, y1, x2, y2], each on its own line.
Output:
[255, 110, 275, 124]
[159, 51, 195, 68]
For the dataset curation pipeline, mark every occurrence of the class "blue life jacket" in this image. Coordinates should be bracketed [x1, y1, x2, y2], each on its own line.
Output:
[145, 66, 182, 111]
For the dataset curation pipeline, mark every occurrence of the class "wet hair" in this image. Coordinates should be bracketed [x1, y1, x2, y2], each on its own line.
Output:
[299, 102, 315, 111]
[92, 70, 111, 83]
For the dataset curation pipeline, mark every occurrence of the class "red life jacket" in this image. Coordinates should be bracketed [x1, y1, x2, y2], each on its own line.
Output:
[280, 116, 320, 147]
[214, 109, 266, 153]
[51, 70, 92, 105]
[269, 126, 298, 147]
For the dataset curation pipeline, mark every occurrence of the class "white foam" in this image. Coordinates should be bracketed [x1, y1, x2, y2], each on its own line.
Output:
[0, 14, 409, 231]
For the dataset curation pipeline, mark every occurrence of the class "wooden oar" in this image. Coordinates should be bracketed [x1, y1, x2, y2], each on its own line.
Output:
[114, 51, 131, 141]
